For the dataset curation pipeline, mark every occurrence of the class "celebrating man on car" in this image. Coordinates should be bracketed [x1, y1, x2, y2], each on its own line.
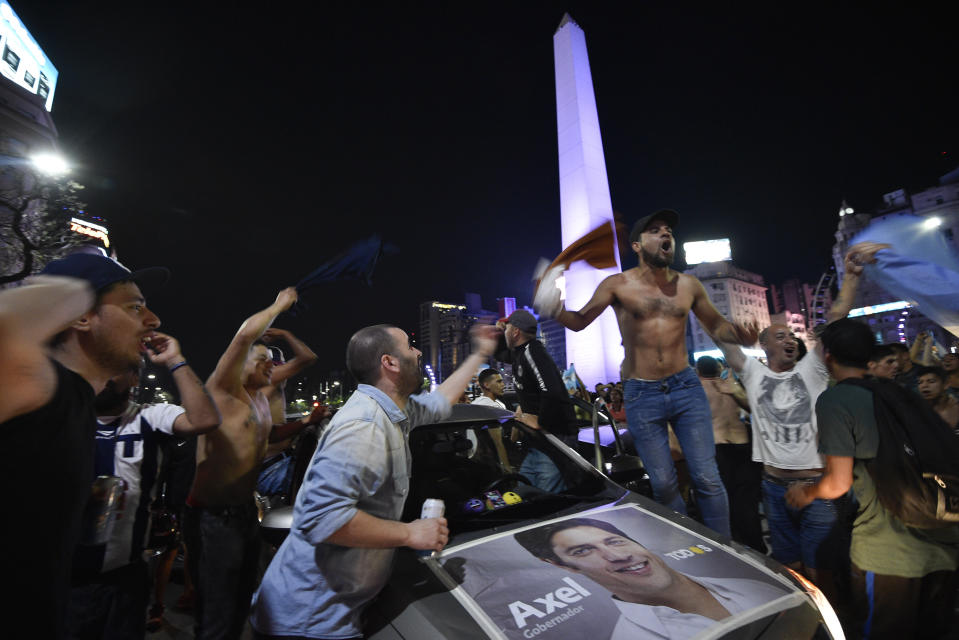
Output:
[251, 322, 498, 639]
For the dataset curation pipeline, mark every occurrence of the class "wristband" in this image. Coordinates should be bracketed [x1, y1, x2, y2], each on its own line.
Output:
[169, 361, 188, 373]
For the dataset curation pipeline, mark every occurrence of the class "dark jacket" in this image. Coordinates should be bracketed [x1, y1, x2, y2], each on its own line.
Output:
[499, 336, 575, 435]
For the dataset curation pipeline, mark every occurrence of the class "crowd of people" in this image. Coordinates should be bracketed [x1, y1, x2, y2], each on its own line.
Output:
[1, 206, 957, 640]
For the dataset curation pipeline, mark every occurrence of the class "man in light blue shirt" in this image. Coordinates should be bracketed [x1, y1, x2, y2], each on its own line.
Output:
[251, 322, 498, 639]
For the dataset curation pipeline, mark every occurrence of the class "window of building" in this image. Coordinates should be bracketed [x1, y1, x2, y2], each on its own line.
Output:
[3, 45, 20, 72]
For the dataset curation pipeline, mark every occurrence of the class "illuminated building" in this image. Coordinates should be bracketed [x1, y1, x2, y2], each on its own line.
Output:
[685, 261, 770, 358]
[552, 14, 624, 388]
[831, 169, 959, 345]
[0, 1, 58, 159]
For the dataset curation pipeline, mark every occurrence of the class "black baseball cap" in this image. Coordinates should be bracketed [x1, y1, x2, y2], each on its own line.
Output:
[629, 209, 679, 243]
[506, 309, 538, 334]
[41, 253, 169, 295]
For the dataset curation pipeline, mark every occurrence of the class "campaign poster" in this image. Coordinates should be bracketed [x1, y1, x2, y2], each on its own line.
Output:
[429, 504, 805, 640]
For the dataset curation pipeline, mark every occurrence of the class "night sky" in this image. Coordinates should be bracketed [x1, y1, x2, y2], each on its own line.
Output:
[16, 2, 958, 378]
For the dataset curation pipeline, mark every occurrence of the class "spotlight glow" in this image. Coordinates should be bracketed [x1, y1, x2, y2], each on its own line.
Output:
[30, 153, 70, 175]
[923, 217, 942, 229]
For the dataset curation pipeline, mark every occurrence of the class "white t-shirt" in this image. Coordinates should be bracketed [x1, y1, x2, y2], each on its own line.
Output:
[471, 395, 506, 409]
[609, 575, 789, 640]
[96, 401, 185, 571]
[739, 353, 828, 470]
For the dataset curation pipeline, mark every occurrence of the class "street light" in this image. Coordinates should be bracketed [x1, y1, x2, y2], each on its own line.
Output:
[29, 152, 70, 176]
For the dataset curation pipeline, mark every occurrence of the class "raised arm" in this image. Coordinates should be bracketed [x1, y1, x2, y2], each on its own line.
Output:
[436, 324, 499, 405]
[826, 242, 890, 324]
[536, 268, 617, 332]
[261, 328, 318, 385]
[207, 287, 298, 394]
[0, 276, 94, 422]
[690, 277, 757, 373]
[146, 331, 221, 434]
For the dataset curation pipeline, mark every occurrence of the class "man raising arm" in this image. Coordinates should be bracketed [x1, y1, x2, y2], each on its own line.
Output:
[184, 287, 298, 640]
[251, 323, 498, 640]
[715, 241, 885, 598]
[538, 210, 755, 535]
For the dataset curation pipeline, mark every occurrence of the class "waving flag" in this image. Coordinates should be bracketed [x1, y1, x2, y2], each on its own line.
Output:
[296, 235, 395, 293]
[851, 215, 959, 336]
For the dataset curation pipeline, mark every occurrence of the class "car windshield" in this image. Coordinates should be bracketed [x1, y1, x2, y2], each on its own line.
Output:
[403, 415, 618, 535]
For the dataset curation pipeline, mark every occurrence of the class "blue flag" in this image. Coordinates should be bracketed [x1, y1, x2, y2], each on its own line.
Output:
[295, 235, 395, 293]
[851, 215, 959, 336]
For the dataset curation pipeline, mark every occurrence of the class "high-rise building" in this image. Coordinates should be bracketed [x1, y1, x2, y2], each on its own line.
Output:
[419, 301, 471, 384]
[552, 14, 624, 387]
[686, 261, 770, 358]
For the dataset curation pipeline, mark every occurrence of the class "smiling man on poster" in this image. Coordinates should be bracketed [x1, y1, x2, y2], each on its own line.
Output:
[515, 517, 786, 639]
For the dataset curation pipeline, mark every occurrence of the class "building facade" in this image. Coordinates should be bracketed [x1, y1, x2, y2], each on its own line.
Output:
[686, 261, 770, 357]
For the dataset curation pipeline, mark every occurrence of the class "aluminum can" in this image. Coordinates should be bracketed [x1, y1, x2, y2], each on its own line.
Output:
[420, 498, 445, 519]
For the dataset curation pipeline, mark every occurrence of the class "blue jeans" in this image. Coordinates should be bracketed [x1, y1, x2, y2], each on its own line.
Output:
[761, 473, 849, 569]
[624, 368, 730, 536]
[519, 448, 567, 493]
[257, 452, 293, 496]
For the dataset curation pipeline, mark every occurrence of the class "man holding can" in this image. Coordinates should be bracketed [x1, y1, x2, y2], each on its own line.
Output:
[251, 322, 498, 639]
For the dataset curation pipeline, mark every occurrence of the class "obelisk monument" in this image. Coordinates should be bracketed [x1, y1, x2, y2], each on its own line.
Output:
[553, 14, 624, 386]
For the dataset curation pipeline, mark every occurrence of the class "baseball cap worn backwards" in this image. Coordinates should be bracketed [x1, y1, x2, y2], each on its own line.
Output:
[507, 309, 538, 334]
[41, 253, 169, 295]
[629, 209, 680, 244]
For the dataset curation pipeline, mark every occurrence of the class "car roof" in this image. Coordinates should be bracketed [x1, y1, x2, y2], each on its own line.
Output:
[410, 402, 513, 430]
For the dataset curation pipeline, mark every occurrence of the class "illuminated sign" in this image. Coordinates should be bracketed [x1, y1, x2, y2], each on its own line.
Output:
[432, 302, 465, 310]
[70, 217, 110, 247]
[0, 1, 58, 111]
[847, 300, 912, 318]
[684, 239, 732, 265]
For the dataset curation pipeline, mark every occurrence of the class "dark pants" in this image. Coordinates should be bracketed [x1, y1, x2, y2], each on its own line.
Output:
[850, 564, 958, 639]
[184, 503, 260, 640]
[66, 560, 149, 640]
[715, 443, 767, 553]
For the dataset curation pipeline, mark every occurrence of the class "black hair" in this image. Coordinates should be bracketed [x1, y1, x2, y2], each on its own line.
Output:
[346, 324, 399, 385]
[869, 344, 896, 363]
[49, 280, 129, 348]
[819, 319, 875, 369]
[696, 356, 721, 378]
[887, 342, 909, 355]
[477, 368, 501, 388]
[514, 517, 636, 565]
[916, 365, 946, 382]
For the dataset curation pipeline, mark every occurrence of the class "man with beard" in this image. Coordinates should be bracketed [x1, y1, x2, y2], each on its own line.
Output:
[251, 323, 498, 639]
[68, 335, 220, 639]
[717, 242, 886, 602]
[0, 253, 167, 638]
[536, 210, 755, 536]
[184, 287, 298, 639]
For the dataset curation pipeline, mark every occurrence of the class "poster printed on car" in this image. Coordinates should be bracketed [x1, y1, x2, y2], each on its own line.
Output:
[426, 504, 806, 640]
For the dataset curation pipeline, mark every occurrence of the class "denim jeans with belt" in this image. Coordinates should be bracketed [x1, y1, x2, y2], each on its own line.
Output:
[624, 368, 730, 536]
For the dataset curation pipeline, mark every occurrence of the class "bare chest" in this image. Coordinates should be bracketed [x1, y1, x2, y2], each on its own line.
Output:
[616, 281, 692, 320]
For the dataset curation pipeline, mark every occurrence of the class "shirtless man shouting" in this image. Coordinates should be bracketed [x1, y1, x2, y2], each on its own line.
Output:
[537, 210, 756, 536]
[184, 286, 298, 639]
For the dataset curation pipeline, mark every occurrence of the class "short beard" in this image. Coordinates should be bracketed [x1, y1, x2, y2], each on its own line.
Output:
[641, 246, 673, 268]
[95, 380, 134, 413]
